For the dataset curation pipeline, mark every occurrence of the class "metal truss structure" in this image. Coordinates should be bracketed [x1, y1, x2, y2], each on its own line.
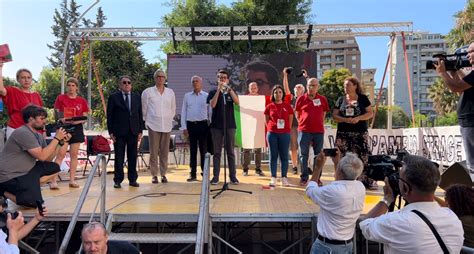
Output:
[69, 22, 413, 42]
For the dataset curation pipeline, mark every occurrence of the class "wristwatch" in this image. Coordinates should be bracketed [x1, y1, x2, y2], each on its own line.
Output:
[54, 137, 65, 146]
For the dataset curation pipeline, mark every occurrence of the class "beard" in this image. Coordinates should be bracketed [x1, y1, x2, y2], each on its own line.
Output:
[33, 124, 45, 131]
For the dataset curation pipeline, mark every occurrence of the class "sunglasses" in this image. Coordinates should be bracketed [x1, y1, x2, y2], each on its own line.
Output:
[122, 81, 132, 85]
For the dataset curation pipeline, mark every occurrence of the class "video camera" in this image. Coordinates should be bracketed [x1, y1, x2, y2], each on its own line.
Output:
[0, 197, 19, 228]
[426, 45, 471, 71]
[45, 116, 87, 137]
[285, 67, 306, 77]
[366, 150, 408, 199]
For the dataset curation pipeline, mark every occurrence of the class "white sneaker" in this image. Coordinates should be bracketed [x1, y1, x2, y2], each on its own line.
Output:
[269, 177, 276, 187]
[282, 177, 289, 186]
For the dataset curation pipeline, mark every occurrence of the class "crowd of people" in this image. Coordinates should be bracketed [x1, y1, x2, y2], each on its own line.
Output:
[0, 41, 472, 253]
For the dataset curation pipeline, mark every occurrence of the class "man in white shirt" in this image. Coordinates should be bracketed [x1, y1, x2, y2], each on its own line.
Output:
[180, 75, 211, 182]
[306, 150, 365, 253]
[141, 70, 176, 184]
[359, 155, 464, 254]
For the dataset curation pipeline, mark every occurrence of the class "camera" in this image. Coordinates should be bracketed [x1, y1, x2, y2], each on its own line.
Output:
[323, 148, 337, 157]
[285, 67, 306, 77]
[0, 197, 19, 228]
[366, 150, 408, 198]
[45, 122, 75, 137]
[426, 51, 470, 71]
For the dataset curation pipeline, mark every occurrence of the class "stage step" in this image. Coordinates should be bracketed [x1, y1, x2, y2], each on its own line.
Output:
[108, 233, 197, 244]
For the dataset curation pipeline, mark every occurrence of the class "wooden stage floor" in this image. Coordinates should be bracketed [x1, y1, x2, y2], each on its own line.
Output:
[12, 164, 396, 223]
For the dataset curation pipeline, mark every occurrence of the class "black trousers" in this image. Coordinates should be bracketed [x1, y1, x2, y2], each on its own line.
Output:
[114, 133, 138, 184]
[187, 120, 209, 176]
[0, 161, 60, 208]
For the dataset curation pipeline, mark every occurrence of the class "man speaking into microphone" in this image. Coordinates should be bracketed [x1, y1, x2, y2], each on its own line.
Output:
[207, 69, 240, 185]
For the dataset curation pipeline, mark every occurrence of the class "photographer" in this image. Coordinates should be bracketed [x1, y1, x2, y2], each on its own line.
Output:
[306, 150, 365, 254]
[359, 155, 464, 253]
[434, 42, 474, 181]
[0, 105, 71, 207]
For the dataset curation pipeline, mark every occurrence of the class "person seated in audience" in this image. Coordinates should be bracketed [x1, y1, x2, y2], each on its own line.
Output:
[81, 222, 140, 254]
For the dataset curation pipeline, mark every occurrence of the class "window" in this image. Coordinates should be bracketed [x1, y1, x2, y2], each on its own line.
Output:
[352, 64, 357, 68]
[352, 56, 357, 61]
[347, 39, 355, 44]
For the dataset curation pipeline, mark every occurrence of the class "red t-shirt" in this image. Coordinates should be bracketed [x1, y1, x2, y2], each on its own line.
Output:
[264, 94, 292, 106]
[264, 102, 294, 134]
[54, 94, 89, 118]
[1, 86, 43, 128]
[294, 93, 329, 133]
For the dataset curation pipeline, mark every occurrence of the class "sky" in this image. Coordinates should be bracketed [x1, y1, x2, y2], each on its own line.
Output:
[0, 0, 468, 86]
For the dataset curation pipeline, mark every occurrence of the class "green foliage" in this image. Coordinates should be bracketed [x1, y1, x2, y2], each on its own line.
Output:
[446, 0, 473, 49]
[33, 67, 62, 108]
[161, 0, 312, 54]
[318, 68, 353, 116]
[410, 111, 427, 128]
[428, 78, 459, 116]
[435, 111, 458, 126]
[372, 105, 410, 129]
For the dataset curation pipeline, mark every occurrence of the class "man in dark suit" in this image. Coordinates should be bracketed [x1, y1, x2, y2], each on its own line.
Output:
[106, 76, 144, 188]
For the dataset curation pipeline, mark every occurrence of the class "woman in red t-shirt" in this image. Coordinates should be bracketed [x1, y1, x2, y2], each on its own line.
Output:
[50, 77, 90, 189]
[0, 63, 44, 139]
[264, 85, 294, 187]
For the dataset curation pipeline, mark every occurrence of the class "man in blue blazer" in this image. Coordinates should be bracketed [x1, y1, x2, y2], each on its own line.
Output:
[106, 76, 144, 188]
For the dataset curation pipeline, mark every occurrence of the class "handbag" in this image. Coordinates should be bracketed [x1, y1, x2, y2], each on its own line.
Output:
[92, 135, 111, 153]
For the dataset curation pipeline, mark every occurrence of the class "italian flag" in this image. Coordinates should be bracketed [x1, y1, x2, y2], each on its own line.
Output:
[234, 95, 267, 149]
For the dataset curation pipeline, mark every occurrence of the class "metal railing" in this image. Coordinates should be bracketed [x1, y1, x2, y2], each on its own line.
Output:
[58, 154, 107, 254]
[195, 153, 211, 254]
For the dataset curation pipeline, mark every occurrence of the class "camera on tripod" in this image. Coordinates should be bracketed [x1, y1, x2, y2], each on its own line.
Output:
[426, 45, 471, 71]
[366, 150, 408, 198]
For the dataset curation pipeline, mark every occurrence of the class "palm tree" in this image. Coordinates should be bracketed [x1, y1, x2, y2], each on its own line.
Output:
[446, 0, 474, 49]
[428, 78, 459, 116]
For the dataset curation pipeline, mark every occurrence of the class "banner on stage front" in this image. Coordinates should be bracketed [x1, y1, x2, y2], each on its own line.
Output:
[235, 95, 266, 149]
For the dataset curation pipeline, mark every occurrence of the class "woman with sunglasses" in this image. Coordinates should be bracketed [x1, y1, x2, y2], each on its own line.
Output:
[264, 85, 294, 187]
[51, 77, 89, 189]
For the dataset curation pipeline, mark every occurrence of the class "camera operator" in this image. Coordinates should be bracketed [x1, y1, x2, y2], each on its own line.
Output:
[306, 149, 366, 253]
[0, 105, 71, 208]
[434, 42, 474, 181]
[0, 199, 47, 254]
[359, 155, 464, 253]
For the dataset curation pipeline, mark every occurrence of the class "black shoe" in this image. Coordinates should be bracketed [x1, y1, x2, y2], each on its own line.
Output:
[129, 182, 140, 187]
[113, 183, 121, 189]
[230, 178, 240, 185]
[161, 176, 168, 183]
[243, 169, 249, 176]
[255, 169, 265, 176]
[187, 175, 198, 182]
[210, 177, 219, 185]
[152, 176, 159, 184]
[292, 167, 298, 175]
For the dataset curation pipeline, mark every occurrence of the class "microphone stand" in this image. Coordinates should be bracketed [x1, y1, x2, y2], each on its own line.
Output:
[211, 85, 252, 199]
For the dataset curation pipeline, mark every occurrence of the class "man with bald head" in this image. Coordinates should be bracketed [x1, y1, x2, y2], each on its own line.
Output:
[81, 222, 139, 254]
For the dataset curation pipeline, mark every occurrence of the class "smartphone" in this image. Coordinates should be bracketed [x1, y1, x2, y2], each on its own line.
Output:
[36, 200, 44, 216]
[323, 148, 337, 157]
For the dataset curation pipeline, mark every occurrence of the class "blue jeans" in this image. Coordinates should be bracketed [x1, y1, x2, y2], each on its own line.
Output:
[298, 132, 324, 180]
[461, 126, 474, 179]
[310, 239, 353, 254]
[267, 132, 290, 178]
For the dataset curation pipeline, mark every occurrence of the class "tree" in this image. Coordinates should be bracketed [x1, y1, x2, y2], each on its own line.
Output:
[161, 0, 312, 54]
[372, 105, 410, 129]
[33, 68, 62, 108]
[428, 78, 459, 116]
[435, 111, 458, 126]
[446, 0, 473, 49]
[318, 68, 353, 117]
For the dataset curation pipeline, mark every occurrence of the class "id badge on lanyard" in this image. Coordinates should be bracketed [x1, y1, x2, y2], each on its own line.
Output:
[345, 108, 354, 116]
[313, 98, 321, 106]
[277, 119, 285, 129]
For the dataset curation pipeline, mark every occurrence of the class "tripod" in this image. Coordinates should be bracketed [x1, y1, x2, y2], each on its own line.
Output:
[211, 86, 252, 199]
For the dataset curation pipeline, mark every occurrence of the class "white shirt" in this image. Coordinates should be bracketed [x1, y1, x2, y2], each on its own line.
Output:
[306, 180, 366, 241]
[0, 229, 19, 254]
[141, 86, 176, 132]
[359, 201, 464, 254]
[180, 90, 211, 130]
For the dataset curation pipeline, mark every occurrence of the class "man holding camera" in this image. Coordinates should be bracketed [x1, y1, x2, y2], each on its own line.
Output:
[435, 42, 474, 181]
[0, 105, 70, 208]
[359, 155, 464, 253]
[306, 150, 366, 253]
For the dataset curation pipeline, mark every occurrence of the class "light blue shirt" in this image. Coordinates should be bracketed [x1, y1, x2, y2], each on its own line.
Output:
[180, 90, 211, 130]
[0, 229, 19, 254]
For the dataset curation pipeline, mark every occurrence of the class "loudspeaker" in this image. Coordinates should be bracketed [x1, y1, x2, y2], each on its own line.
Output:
[439, 160, 474, 190]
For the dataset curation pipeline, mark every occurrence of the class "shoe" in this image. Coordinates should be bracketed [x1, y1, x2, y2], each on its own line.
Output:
[129, 182, 140, 187]
[307, 167, 313, 175]
[69, 182, 80, 188]
[243, 170, 249, 176]
[299, 179, 308, 186]
[161, 176, 168, 183]
[230, 178, 239, 185]
[187, 175, 198, 182]
[152, 176, 159, 184]
[269, 177, 276, 187]
[210, 177, 219, 185]
[255, 169, 265, 176]
[114, 183, 121, 189]
[292, 167, 298, 175]
[282, 177, 290, 186]
[48, 182, 60, 190]
[317, 179, 323, 187]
